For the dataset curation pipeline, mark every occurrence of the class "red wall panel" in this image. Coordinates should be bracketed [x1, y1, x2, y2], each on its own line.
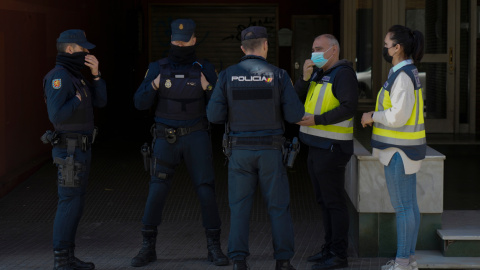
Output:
[0, 1, 94, 197]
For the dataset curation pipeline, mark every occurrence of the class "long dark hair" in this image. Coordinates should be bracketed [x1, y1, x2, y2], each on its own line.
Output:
[388, 25, 425, 64]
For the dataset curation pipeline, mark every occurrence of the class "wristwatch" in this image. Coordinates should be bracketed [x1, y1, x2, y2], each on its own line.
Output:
[206, 84, 213, 91]
[93, 71, 101, 79]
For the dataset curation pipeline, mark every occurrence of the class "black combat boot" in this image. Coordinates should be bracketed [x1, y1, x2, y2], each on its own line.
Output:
[131, 228, 158, 267]
[276, 260, 296, 270]
[206, 229, 229, 266]
[54, 249, 74, 270]
[232, 258, 248, 270]
[68, 248, 95, 270]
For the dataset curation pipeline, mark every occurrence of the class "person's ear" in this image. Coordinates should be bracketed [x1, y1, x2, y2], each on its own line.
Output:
[66, 45, 74, 54]
[395, 43, 401, 52]
[240, 45, 247, 55]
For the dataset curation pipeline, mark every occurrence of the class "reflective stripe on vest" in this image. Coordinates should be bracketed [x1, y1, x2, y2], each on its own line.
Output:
[372, 65, 426, 146]
[300, 70, 353, 141]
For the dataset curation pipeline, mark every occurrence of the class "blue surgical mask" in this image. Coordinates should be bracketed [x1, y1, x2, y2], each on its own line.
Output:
[311, 46, 333, 68]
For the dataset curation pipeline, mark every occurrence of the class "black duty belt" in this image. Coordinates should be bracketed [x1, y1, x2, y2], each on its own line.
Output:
[230, 135, 285, 149]
[153, 121, 208, 144]
[55, 133, 93, 151]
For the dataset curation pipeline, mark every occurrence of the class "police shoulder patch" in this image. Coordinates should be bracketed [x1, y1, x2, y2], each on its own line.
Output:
[52, 79, 62, 89]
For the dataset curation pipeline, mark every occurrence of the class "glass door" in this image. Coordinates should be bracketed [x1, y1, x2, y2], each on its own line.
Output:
[405, 0, 455, 133]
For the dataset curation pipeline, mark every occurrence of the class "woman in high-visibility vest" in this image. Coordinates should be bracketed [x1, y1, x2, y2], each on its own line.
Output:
[361, 25, 425, 270]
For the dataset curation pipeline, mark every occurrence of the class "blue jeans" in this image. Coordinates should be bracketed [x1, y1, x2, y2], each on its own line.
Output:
[384, 152, 420, 259]
[52, 146, 91, 250]
[227, 149, 294, 260]
[142, 130, 221, 229]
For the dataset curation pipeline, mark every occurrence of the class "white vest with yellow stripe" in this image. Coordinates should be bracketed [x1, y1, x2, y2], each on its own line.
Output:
[371, 64, 426, 160]
[300, 67, 353, 140]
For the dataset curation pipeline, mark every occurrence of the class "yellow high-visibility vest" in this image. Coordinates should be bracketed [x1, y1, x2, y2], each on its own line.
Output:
[372, 64, 426, 160]
[300, 67, 353, 140]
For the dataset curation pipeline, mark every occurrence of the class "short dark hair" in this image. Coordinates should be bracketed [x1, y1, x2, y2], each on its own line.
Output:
[56, 42, 77, 53]
[241, 37, 267, 52]
[388, 25, 425, 64]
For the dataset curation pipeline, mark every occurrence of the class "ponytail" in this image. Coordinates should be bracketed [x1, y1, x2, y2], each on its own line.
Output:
[411, 30, 424, 64]
[388, 25, 425, 64]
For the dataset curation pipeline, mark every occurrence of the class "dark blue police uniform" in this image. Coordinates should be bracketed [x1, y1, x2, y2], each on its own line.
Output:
[43, 29, 107, 270]
[207, 49, 304, 266]
[131, 18, 228, 268]
[134, 58, 220, 229]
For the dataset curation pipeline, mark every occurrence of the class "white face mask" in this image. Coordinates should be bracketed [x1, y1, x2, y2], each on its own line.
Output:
[311, 46, 333, 68]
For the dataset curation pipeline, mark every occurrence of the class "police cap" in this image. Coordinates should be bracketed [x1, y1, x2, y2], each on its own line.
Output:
[171, 19, 196, 42]
[56, 29, 95, 50]
[241, 26, 268, 41]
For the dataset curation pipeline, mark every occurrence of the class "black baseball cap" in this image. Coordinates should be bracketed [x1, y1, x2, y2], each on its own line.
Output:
[56, 29, 95, 50]
[241, 26, 268, 41]
[171, 19, 196, 42]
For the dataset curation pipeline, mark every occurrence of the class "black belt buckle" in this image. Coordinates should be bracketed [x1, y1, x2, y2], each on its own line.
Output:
[165, 128, 177, 144]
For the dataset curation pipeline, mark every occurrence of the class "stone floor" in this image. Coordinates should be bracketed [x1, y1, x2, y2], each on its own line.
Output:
[1, 128, 479, 270]
[0, 136, 391, 270]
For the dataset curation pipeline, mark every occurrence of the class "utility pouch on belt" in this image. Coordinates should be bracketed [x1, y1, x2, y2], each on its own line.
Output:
[40, 130, 59, 145]
[53, 138, 85, 187]
[283, 137, 300, 168]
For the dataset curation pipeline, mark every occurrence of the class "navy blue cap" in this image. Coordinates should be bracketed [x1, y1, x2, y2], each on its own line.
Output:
[56, 29, 95, 50]
[241, 26, 268, 41]
[171, 19, 196, 42]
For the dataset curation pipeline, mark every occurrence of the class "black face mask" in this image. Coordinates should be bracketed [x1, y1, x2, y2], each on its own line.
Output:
[168, 44, 197, 64]
[56, 52, 88, 77]
[382, 47, 393, 64]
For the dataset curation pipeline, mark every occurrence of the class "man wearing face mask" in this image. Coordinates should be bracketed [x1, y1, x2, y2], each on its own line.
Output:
[294, 34, 358, 270]
[43, 29, 107, 270]
[132, 19, 228, 268]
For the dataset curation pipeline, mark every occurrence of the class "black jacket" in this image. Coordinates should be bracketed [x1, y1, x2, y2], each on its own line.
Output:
[294, 59, 358, 154]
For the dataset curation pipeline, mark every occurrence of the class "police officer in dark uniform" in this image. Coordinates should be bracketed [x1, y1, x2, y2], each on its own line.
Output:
[43, 29, 107, 270]
[207, 26, 305, 270]
[132, 19, 228, 268]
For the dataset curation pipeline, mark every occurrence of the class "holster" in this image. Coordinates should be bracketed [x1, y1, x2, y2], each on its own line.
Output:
[222, 133, 231, 159]
[140, 143, 169, 180]
[53, 138, 86, 187]
[140, 143, 152, 173]
[282, 137, 300, 168]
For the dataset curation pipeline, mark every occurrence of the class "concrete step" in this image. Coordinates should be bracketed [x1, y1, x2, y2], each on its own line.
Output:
[437, 229, 480, 257]
[416, 250, 480, 269]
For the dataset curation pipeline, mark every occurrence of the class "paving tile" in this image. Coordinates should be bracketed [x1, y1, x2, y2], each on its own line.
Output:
[0, 140, 390, 269]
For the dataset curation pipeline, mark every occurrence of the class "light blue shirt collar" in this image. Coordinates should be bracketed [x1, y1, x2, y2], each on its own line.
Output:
[388, 59, 413, 78]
